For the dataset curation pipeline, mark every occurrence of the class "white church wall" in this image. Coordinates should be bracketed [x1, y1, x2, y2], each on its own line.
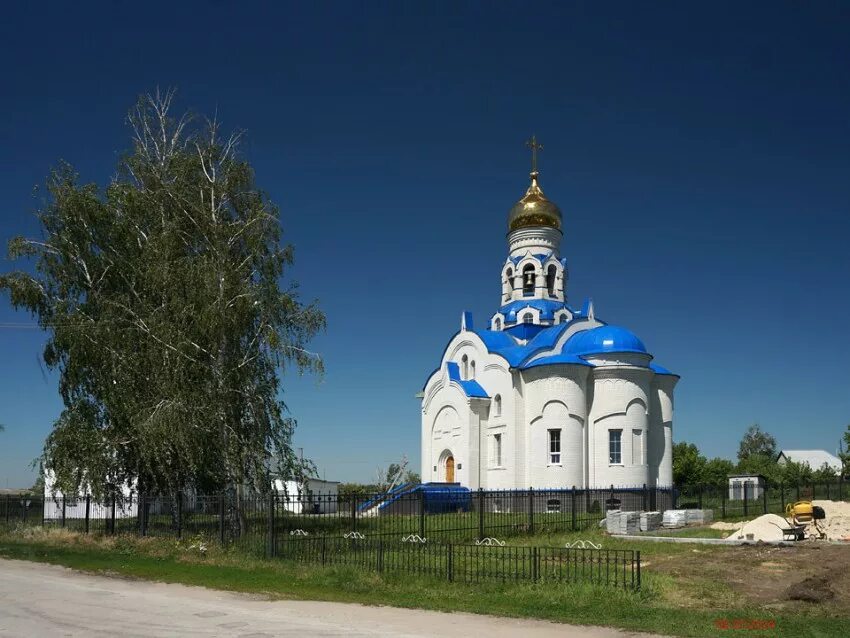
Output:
[521, 365, 589, 488]
[508, 227, 561, 258]
[588, 369, 652, 488]
[654, 376, 677, 486]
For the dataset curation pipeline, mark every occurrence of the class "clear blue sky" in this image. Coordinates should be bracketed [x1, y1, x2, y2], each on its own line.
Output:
[1, 2, 849, 488]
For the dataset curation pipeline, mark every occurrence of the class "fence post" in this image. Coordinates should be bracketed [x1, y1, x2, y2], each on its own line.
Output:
[215, 494, 224, 544]
[478, 488, 485, 540]
[61, 495, 66, 528]
[110, 494, 116, 535]
[642, 483, 648, 512]
[84, 495, 91, 534]
[350, 495, 357, 533]
[532, 547, 539, 582]
[419, 489, 426, 538]
[721, 484, 726, 519]
[571, 486, 577, 530]
[762, 482, 768, 515]
[636, 550, 641, 591]
[141, 493, 148, 537]
[176, 492, 183, 539]
[447, 543, 453, 582]
[528, 487, 534, 534]
[377, 539, 384, 573]
[321, 535, 327, 566]
[266, 492, 275, 559]
[743, 483, 748, 517]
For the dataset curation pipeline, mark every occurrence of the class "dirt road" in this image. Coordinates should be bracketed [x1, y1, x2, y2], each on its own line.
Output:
[0, 559, 655, 637]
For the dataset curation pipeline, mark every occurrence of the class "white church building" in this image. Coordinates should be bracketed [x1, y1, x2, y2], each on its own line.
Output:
[421, 141, 677, 490]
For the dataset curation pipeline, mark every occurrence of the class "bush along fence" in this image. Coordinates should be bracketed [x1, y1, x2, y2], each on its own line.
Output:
[276, 535, 641, 590]
[2, 479, 847, 546]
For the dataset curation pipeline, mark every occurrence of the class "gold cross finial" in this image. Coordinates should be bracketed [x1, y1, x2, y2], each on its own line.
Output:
[526, 135, 543, 175]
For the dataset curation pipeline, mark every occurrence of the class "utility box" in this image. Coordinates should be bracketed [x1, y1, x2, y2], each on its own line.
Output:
[727, 474, 766, 501]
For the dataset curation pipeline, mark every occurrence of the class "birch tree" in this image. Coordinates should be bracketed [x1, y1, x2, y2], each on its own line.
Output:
[0, 90, 325, 500]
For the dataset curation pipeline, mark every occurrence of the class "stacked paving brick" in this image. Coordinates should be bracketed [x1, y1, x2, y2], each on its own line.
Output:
[606, 511, 640, 534]
[640, 511, 663, 532]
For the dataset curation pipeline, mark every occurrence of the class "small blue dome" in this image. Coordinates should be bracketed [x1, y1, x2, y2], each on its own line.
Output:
[564, 325, 648, 356]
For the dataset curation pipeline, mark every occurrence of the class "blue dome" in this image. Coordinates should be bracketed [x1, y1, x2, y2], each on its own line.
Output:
[564, 325, 648, 356]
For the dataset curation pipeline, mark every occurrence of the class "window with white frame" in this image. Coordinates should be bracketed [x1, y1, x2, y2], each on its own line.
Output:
[609, 429, 622, 464]
[523, 313, 533, 324]
[492, 433, 502, 467]
[461, 354, 468, 379]
[548, 429, 561, 464]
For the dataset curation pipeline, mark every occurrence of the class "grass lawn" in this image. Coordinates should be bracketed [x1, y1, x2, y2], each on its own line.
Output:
[1, 526, 849, 637]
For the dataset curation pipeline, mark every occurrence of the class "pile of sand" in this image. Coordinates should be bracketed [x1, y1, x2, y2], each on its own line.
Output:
[710, 520, 749, 532]
[729, 513, 788, 542]
[812, 500, 850, 541]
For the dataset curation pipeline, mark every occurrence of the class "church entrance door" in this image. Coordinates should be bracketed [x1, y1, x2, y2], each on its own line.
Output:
[445, 456, 455, 482]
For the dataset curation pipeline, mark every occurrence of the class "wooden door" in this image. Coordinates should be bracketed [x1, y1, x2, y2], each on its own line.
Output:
[445, 456, 455, 483]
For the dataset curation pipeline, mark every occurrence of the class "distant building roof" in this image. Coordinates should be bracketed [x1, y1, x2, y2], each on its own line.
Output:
[777, 450, 842, 472]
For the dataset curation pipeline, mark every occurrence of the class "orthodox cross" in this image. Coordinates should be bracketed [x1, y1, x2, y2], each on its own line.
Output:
[526, 135, 543, 174]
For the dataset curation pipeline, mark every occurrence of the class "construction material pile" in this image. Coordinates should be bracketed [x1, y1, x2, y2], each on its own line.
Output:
[728, 513, 788, 542]
[662, 510, 688, 528]
[813, 500, 850, 541]
[606, 511, 640, 534]
[640, 511, 663, 532]
[685, 509, 714, 525]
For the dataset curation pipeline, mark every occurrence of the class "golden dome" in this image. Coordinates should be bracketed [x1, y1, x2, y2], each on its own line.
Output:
[507, 171, 562, 233]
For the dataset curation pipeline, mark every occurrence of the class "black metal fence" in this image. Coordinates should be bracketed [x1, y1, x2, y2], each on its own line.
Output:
[277, 535, 641, 590]
[2, 479, 847, 549]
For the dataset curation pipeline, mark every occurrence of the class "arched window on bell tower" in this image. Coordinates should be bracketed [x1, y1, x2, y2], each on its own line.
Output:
[522, 264, 535, 297]
[461, 354, 469, 380]
[546, 265, 557, 297]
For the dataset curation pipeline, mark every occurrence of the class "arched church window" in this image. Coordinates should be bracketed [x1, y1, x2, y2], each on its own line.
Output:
[470, 360, 476, 379]
[494, 317, 502, 331]
[522, 313, 533, 324]
[546, 265, 557, 297]
[461, 354, 469, 380]
[505, 268, 513, 289]
[522, 264, 535, 296]
[493, 394, 501, 417]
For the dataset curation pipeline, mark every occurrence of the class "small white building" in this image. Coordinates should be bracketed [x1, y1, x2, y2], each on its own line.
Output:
[727, 473, 766, 500]
[273, 478, 339, 514]
[421, 148, 677, 490]
[42, 471, 138, 520]
[777, 450, 843, 474]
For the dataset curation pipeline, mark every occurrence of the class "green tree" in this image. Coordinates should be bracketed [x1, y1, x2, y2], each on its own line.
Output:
[840, 425, 850, 477]
[0, 91, 325, 500]
[737, 424, 777, 462]
[672, 441, 706, 485]
[702, 457, 735, 487]
[812, 462, 838, 484]
[777, 459, 813, 486]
